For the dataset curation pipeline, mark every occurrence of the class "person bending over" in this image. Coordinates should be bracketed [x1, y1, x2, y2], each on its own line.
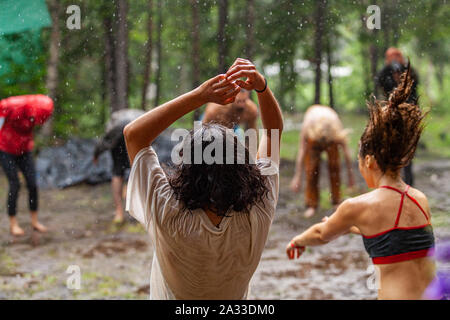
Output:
[0, 94, 53, 236]
[124, 58, 282, 299]
[93, 119, 130, 224]
[286, 65, 435, 299]
[290, 105, 355, 218]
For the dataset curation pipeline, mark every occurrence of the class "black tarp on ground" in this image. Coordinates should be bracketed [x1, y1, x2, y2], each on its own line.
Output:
[36, 130, 177, 189]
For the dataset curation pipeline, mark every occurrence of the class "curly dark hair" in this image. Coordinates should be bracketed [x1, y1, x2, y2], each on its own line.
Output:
[168, 123, 269, 217]
[359, 62, 428, 174]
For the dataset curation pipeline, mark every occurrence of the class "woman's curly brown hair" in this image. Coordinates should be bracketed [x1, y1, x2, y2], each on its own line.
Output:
[359, 62, 428, 174]
[168, 123, 269, 217]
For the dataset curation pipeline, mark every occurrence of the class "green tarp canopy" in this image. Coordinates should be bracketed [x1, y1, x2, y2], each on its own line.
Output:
[0, 0, 51, 36]
[0, 0, 51, 96]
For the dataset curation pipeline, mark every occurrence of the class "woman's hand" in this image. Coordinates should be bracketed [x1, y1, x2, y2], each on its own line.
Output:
[225, 58, 266, 92]
[286, 239, 306, 260]
[196, 74, 241, 105]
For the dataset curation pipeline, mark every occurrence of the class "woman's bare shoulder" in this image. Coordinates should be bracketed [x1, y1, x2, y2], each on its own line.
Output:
[339, 189, 379, 215]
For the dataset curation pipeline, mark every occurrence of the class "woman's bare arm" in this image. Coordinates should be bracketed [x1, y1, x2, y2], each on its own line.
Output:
[124, 75, 240, 163]
[286, 199, 362, 259]
[226, 58, 283, 165]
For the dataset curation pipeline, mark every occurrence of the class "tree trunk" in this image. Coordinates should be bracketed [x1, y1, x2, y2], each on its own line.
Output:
[155, 0, 163, 107]
[217, 0, 229, 73]
[326, 40, 334, 109]
[103, 16, 118, 114]
[114, 0, 129, 111]
[369, 43, 379, 96]
[313, 0, 326, 105]
[191, 0, 201, 120]
[245, 0, 255, 61]
[41, 0, 60, 138]
[141, 0, 153, 110]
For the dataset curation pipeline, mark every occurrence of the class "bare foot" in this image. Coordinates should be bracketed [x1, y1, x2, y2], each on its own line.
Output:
[10, 224, 25, 236]
[32, 221, 48, 233]
[113, 213, 125, 224]
[304, 207, 316, 218]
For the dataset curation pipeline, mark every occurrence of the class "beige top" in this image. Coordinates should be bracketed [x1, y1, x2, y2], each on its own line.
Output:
[125, 146, 279, 300]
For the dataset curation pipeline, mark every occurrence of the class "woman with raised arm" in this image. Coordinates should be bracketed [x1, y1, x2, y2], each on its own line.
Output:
[124, 58, 283, 299]
[286, 66, 435, 300]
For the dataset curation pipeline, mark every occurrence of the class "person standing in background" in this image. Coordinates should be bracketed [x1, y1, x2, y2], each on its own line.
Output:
[376, 48, 419, 186]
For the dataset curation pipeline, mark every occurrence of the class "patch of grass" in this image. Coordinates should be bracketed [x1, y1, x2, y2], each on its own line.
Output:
[0, 251, 17, 274]
[124, 223, 146, 234]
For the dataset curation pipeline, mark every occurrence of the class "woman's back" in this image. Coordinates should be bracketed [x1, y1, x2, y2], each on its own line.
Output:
[356, 185, 435, 299]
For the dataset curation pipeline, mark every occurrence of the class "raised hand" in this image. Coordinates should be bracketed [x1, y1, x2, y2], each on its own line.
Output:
[225, 58, 266, 92]
[197, 74, 241, 105]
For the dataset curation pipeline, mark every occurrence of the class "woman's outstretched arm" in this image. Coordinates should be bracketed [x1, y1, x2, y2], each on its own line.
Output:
[286, 199, 363, 259]
[124, 74, 240, 163]
[226, 58, 283, 165]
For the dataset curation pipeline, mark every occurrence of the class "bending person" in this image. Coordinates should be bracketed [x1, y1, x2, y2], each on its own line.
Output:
[93, 122, 130, 224]
[124, 58, 282, 299]
[286, 66, 435, 300]
[0, 94, 54, 236]
[290, 105, 355, 218]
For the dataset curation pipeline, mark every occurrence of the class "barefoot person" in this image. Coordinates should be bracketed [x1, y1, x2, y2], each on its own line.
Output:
[289, 105, 355, 218]
[286, 66, 435, 299]
[93, 109, 144, 224]
[0, 94, 54, 236]
[124, 58, 282, 299]
[202, 89, 258, 131]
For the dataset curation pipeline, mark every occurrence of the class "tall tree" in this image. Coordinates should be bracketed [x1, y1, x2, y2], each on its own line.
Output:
[217, 0, 229, 73]
[154, 0, 163, 106]
[114, 0, 129, 111]
[41, 0, 61, 138]
[191, 0, 201, 120]
[141, 0, 154, 110]
[313, 0, 326, 104]
[245, 0, 255, 61]
[326, 40, 334, 109]
[103, 13, 118, 113]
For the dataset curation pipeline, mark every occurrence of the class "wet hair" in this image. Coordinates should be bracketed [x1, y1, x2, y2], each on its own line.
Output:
[168, 123, 269, 217]
[359, 63, 428, 174]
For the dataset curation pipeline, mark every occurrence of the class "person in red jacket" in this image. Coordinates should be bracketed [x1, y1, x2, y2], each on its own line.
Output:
[0, 94, 53, 236]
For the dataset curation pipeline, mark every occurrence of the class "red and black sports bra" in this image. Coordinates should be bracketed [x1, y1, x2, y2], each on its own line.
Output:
[362, 185, 435, 265]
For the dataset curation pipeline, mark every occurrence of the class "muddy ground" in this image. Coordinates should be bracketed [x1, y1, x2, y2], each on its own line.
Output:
[0, 157, 449, 300]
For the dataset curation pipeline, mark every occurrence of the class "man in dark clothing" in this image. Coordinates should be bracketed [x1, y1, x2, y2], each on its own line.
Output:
[376, 48, 419, 186]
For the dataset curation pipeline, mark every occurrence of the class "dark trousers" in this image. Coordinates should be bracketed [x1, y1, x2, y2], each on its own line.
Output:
[111, 137, 130, 177]
[0, 151, 38, 216]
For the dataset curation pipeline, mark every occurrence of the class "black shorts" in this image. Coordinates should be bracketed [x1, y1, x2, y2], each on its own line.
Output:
[111, 138, 130, 177]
